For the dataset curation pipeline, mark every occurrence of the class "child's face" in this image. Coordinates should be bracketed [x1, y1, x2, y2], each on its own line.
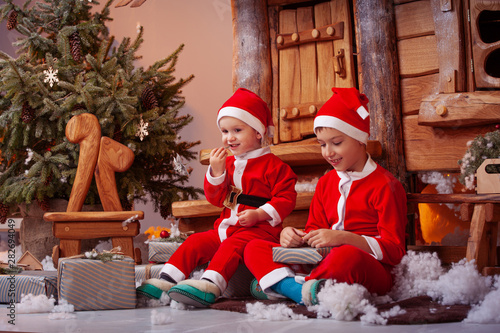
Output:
[316, 127, 367, 172]
[219, 116, 262, 156]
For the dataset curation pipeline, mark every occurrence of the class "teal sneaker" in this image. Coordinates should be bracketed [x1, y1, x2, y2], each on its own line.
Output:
[167, 279, 220, 308]
[250, 278, 269, 300]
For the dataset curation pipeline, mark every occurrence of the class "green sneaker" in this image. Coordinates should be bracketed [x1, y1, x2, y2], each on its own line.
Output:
[137, 284, 164, 300]
[168, 279, 220, 308]
[250, 278, 269, 300]
[302, 279, 326, 306]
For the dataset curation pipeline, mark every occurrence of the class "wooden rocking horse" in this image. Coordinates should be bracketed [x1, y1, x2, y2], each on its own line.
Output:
[43, 113, 143, 266]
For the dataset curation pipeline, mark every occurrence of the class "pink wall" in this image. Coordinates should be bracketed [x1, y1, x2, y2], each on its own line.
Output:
[0, 0, 234, 228]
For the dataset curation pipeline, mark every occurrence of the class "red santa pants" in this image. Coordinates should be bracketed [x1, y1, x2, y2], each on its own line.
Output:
[244, 239, 394, 295]
[165, 227, 279, 291]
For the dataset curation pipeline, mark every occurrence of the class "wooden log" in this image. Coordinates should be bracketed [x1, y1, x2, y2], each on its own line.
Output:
[355, 0, 407, 186]
[403, 115, 497, 171]
[398, 35, 439, 77]
[231, 0, 272, 106]
[394, 0, 434, 40]
[268, 5, 280, 145]
[418, 91, 500, 127]
[430, 0, 465, 93]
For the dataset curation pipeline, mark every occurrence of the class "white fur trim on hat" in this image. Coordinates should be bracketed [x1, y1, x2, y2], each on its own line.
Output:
[217, 106, 266, 137]
[314, 115, 369, 144]
[357, 105, 369, 120]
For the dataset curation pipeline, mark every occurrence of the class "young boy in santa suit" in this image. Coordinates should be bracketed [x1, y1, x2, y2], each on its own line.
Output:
[244, 87, 407, 305]
[138, 88, 297, 307]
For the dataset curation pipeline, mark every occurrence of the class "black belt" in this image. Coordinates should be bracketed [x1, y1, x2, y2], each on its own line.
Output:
[223, 186, 270, 210]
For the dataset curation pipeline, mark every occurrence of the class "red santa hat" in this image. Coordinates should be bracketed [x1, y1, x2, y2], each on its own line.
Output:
[217, 88, 274, 139]
[313, 87, 370, 144]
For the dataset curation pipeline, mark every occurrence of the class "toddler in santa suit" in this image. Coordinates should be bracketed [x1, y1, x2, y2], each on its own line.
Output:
[138, 88, 297, 307]
[244, 87, 407, 305]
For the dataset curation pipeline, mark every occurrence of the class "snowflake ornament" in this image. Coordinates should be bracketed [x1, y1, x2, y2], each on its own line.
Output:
[173, 154, 189, 176]
[135, 114, 149, 141]
[43, 66, 59, 87]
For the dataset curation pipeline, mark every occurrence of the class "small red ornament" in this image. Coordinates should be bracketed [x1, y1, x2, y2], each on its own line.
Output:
[496, 124, 500, 130]
[160, 230, 169, 238]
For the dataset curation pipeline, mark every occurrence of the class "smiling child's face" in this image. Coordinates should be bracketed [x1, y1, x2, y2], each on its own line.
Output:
[218, 116, 262, 156]
[316, 127, 367, 172]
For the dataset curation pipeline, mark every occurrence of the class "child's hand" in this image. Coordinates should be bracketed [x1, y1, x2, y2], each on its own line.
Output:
[302, 229, 343, 248]
[237, 208, 269, 227]
[209, 147, 228, 177]
[280, 227, 306, 248]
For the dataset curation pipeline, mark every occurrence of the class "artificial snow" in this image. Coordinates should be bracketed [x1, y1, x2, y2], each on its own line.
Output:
[465, 275, 500, 324]
[16, 294, 56, 314]
[243, 250, 500, 324]
[246, 302, 307, 321]
[41, 255, 57, 271]
[150, 309, 172, 325]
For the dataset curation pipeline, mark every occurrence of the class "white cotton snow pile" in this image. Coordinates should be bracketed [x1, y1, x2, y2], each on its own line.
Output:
[170, 299, 192, 311]
[305, 250, 499, 325]
[465, 275, 500, 324]
[16, 294, 56, 313]
[427, 259, 492, 305]
[313, 280, 370, 321]
[246, 302, 308, 321]
[41, 255, 57, 271]
[389, 250, 444, 300]
[16, 294, 76, 319]
[48, 299, 76, 320]
[150, 309, 172, 325]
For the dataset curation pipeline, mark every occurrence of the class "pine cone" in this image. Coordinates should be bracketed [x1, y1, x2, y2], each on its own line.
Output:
[160, 204, 171, 219]
[22, 102, 35, 123]
[37, 197, 50, 212]
[6, 11, 17, 30]
[0, 203, 9, 224]
[69, 31, 83, 62]
[141, 86, 158, 110]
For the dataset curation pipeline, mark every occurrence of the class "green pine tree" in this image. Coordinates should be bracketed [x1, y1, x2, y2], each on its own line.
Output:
[0, 0, 202, 222]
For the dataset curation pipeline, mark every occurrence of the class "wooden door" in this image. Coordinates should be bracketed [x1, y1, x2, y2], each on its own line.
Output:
[272, 0, 356, 143]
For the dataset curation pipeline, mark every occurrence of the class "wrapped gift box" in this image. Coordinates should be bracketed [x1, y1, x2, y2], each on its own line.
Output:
[0, 271, 58, 303]
[148, 241, 181, 263]
[135, 264, 163, 285]
[58, 257, 136, 311]
[272, 247, 333, 264]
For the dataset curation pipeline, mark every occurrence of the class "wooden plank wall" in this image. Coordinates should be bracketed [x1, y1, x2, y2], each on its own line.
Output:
[394, 0, 497, 172]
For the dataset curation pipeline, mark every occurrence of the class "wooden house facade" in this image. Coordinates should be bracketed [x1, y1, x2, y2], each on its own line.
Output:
[173, 0, 500, 273]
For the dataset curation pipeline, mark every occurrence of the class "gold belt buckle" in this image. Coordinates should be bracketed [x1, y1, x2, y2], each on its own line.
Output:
[223, 185, 242, 210]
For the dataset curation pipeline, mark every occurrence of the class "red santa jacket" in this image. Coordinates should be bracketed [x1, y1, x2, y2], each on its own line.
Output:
[205, 147, 297, 241]
[306, 157, 407, 267]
